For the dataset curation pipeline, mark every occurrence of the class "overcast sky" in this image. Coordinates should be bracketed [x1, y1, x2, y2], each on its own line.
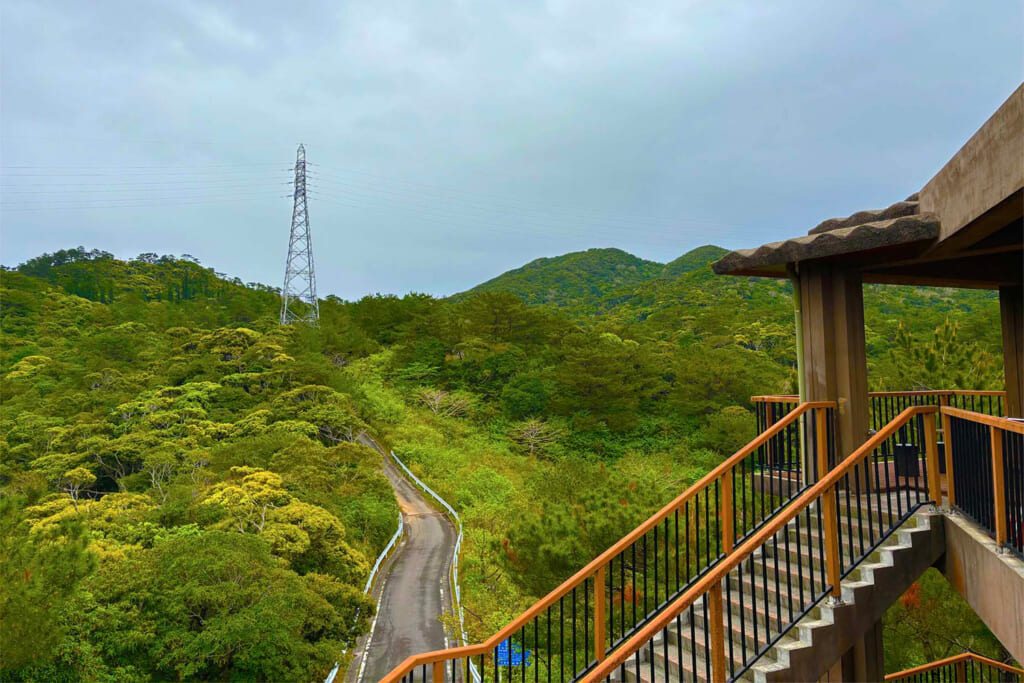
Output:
[1, 1, 1021, 300]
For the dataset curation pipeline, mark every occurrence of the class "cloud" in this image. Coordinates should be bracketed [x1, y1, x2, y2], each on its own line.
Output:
[1, 0, 1021, 299]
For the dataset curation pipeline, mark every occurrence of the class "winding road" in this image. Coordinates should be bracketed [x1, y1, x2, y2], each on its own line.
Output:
[346, 436, 458, 682]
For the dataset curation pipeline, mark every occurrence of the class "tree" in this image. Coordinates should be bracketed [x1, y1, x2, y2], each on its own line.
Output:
[510, 419, 562, 456]
[417, 388, 473, 418]
[501, 373, 549, 419]
[73, 531, 370, 681]
[0, 495, 95, 673]
[60, 466, 96, 508]
[143, 449, 178, 503]
[553, 332, 658, 431]
[205, 468, 293, 533]
[884, 569, 1009, 672]
[880, 319, 1001, 391]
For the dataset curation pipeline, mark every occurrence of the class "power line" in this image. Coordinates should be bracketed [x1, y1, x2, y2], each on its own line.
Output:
[308, 164, 708, 229]
[0, 194, 281, 211]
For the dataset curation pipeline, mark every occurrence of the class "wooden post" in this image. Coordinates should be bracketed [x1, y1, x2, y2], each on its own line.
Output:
[594, 565, 607, 662]
[822, 482, 843, 600]
[1000, 285, 1024, 418]
[432, 661, 444, 683]
[708, 580, 727, 683]
[721, 469, 735, 553]
[799, 263, 870, 467]
[991, 425, 1007, 546]
[942, 406, 956, 509]
[815, 407, 829, 481]
[815, 407, 842, 598]
[923, 412, 941, 505]
[955, 657, 967, 682]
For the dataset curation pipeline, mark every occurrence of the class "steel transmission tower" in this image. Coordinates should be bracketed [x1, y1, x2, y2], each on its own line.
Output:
[280, 144, 319, 325]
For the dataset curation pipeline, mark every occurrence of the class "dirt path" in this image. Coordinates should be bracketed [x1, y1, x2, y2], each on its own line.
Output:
[345, 436, 457, 682]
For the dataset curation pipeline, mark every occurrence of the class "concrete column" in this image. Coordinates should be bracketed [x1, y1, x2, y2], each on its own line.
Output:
[836, 617, 884, 682]
[850, 618, 885, 682]
[799, 262, 871, 462]
[1000, 284, 1024, 418]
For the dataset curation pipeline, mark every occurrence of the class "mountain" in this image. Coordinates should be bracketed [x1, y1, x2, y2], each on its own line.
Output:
[661, 245, 729, 278]
[463, 247, 663, 308]
[458, 243, 1002, 372]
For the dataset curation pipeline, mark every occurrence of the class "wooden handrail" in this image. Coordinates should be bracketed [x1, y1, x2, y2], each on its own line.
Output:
[942, 405, 1023, 552]
[752, 390, 1006, 404]
[941, 405, 1024, 434]
[379, 401, 835, 682]
[884, 652, 1024, 680]
[581, 405, 940, 681]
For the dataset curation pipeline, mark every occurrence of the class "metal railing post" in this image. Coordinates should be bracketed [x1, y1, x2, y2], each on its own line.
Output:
[721, 469, 735, 553]
[594, 565, 606, 662]
[991, 425, 1007, 547]
[432, 661, 444, 683]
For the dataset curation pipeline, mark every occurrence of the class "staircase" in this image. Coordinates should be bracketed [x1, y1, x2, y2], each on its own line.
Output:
[621, 500, 945, 683]
[381, 402, 970, 683]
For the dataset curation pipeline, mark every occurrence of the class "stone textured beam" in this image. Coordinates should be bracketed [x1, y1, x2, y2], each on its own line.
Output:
[712, 214, 940, 275]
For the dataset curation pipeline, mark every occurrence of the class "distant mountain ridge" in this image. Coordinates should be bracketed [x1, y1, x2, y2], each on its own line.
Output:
[463, 245, 725, 309]
[457, 244, 1000, 358]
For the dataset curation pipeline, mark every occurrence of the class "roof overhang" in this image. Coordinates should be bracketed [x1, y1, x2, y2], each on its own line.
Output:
[712, 214, 940, 278]
[713, 84, 1023, 291]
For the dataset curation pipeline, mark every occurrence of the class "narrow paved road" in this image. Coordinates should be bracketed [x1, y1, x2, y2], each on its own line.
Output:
[346, 436, 457, 682]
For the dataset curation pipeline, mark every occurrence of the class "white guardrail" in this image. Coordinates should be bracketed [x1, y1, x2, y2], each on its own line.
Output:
[324, 510, 404, 683]
[387, 449, 473, 667]
[325, 447, 476, 683]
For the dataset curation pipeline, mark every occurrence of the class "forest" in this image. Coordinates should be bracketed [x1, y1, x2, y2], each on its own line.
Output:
[0, 245, 1010, 681]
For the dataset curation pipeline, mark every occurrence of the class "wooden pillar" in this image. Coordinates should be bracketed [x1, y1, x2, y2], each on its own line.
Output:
[799, 262, 870, 464]
[1000, 285, 1024, 418]
[594, 566, 606, 662]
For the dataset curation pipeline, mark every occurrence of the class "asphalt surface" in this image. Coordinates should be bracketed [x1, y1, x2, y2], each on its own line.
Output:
[346, 436, 458, 682]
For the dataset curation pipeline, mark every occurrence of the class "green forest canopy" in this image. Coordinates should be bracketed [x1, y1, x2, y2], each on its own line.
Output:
[0, 245, 1007, 680]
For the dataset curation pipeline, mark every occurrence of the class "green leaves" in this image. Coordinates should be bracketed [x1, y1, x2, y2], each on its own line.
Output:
[0, 495, 96, 672]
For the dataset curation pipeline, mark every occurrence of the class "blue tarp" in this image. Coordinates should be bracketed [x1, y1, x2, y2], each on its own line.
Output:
[495, 639, 531, 667]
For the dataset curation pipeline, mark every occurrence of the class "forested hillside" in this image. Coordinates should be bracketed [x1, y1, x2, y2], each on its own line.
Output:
[0, 245, 1008, 680]
[465, 247, 663, 308]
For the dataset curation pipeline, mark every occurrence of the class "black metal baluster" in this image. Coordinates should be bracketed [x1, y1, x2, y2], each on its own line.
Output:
[631, 543, 637, 631]
[571, 588, 576, 676]
[546, 605, 552, 683]
[584, 579, 589, 668]
[558, 595, 564, 683]
[653, 525, 659, 610]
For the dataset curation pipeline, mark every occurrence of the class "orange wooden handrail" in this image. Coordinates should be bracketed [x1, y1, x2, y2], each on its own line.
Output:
[941, 405, 1024, 434]
[941, 406, 1024, 551]
[884, 652, 1024, 681]
[581, 405, 940, 682]
[379, 401, 835, 682]
[751, 390, 1007, 403]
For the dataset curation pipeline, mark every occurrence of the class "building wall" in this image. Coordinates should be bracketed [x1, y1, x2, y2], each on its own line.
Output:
[937, 513, 1024, 663]
[920, 84, 1023, 242]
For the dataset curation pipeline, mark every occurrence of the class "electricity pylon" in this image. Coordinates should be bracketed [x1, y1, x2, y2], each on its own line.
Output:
[280, 144, 319, 325]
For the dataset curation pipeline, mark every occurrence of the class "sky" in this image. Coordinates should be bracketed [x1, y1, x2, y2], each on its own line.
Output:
[1, 1, 1021, 300]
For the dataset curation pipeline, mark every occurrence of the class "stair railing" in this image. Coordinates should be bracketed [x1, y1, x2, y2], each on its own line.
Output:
[582, 405, 942, 683]
[884, 652, 1023, 682]
[943, 406, 1024, 557]
[380, 401, 835, 683]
